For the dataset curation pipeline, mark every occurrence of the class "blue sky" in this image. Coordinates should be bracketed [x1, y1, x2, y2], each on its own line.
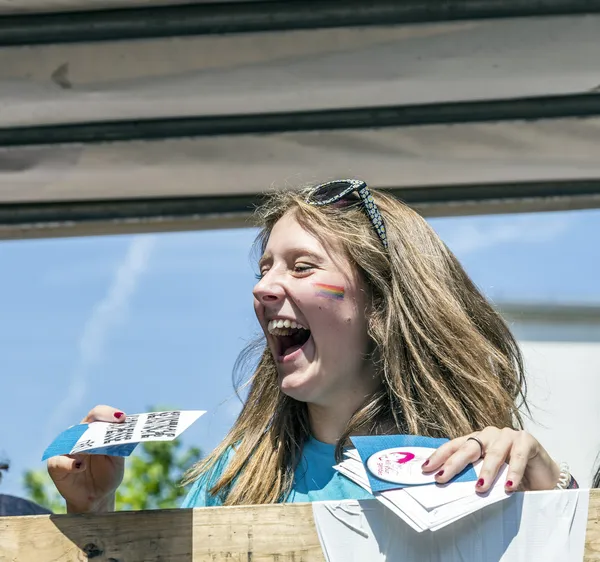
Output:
[1, 207, 599, 499]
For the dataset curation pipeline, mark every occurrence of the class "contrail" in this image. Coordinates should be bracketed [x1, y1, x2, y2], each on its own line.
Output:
[46, 235, 156, 438]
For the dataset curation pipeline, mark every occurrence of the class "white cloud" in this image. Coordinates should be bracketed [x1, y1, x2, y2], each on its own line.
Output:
[41, 260, 116, 287]
[438, 214, 572, 256]
[46, 235, 156, 436]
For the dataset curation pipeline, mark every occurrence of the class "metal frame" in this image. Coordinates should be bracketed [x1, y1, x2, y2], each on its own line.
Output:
[1, 178, 599, 240]
[2, 1, 600, 239]
[1, 94, 600, 147]
[2, 0, 600, 46]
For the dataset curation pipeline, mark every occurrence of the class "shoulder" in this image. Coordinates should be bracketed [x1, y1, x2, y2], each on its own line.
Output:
[0, 494, 52, 516]
[181, 448, 236, 508]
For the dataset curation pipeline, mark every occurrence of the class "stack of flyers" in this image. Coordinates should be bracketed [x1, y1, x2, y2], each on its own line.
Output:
[334, 435, 511, 532]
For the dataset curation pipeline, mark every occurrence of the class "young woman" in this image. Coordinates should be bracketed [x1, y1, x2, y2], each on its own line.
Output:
[47, 180, 577, 513]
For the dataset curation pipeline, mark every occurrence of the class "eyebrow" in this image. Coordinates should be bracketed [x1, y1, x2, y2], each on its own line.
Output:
[258, 249, 324, 268]
[258, 253, 271, 269]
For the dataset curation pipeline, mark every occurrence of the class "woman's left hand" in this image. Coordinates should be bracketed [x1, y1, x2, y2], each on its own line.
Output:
[422, 427, 561, 493]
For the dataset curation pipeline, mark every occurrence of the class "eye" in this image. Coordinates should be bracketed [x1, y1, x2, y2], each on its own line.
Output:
[293, 263, 315, 275]
[255, 267, 269, 280]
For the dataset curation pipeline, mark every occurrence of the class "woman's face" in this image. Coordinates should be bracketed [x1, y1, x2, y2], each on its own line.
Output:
[253, 212, 375, 406]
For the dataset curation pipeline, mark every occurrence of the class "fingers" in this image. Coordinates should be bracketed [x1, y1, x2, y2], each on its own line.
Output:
[423, 427, 538, 494]
[81, 405, 126, 424]
[471, 428, 516, 493]
[421, 432, 481, 473]
[423, 427, 502, 488]
[47, 454, 86, 480]
[503, 431, 535, 492]
[432, 430, 500, 486]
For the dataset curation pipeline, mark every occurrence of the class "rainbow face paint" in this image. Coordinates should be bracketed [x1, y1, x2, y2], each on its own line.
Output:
[313, 283, 345, 300]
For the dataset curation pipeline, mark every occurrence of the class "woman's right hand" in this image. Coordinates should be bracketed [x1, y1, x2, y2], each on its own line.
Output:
[47, 405, 126, 513]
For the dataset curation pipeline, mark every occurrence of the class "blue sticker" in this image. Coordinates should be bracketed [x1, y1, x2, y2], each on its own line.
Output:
[82, 443, 139, 457]
[41, 424, 139, 460]
[41, 424, 89, 461]
[350, 435, 477, 492]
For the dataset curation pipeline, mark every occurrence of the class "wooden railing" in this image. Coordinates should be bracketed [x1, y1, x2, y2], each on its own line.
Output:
[1, 491, 599, 561]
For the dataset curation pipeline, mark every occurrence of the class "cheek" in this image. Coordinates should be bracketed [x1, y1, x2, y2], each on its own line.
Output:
[253, 299, 267, 329]
[311, 282, 346, 302]
[300, 282, 361, 330]
[309, 298, 360, 334]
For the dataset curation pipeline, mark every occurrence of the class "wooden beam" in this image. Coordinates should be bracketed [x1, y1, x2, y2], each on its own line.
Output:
[1, 178, 600, 241]
[1, 17, 599, 128]
[1, 117, 599, 239]
[0, 504, 324, 561]
[2, 120, 600, 204]
[589, 491, 600, 561]
[0, 493, 599, 561]
[4, 94, 600, 146]
[0, 0, 229, 16]
[1, 0, 600, 44]
[2, 0, 600, 18]
[1, 7, 599, 239]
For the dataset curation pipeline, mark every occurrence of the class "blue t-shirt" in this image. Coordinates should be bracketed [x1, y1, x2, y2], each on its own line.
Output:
[181, 437, 374, 507]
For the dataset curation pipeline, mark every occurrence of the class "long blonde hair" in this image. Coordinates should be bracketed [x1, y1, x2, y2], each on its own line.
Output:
[183, 185, 527, 504]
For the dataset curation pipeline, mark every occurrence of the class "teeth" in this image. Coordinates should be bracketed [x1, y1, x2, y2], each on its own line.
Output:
[267, 319, 307, 335]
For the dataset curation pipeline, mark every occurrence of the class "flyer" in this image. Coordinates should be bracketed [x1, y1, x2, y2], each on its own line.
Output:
[350, 435, 478, 492]
[42, 410, 205, 461]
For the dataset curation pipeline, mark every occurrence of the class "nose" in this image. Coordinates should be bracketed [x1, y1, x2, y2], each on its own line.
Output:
[253, 273, 286, 304]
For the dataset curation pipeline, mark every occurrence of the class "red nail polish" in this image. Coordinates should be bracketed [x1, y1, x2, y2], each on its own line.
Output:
[436, 470, 444, 477]
[505, 480, 514, 488]
[75, 462, 82, 469]
[114, 412, 124, 419]
[422, 459, 430, 467]
[477, 478, 485, 487]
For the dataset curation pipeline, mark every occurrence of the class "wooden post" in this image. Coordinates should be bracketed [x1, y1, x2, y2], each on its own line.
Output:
[588, 489, 600, 561]
[1, 492, 599, 561]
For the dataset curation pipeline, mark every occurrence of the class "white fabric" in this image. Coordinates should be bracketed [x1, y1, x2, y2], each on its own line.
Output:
[312, 490, 589, 562]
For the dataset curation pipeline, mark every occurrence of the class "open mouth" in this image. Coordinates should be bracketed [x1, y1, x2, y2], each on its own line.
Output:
[267, 319, 312, 360]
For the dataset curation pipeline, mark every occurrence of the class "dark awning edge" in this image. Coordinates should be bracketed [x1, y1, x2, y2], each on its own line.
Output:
[1, 178, 599, 240]
[1, 0, 600, 46]
[1, 93, 600, 147]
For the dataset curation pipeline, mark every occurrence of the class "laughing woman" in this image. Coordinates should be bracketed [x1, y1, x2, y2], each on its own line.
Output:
[47, 180, 577, 513]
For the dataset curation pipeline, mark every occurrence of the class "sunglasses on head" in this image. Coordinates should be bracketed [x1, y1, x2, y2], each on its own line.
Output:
[305, 179, 388, 249]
